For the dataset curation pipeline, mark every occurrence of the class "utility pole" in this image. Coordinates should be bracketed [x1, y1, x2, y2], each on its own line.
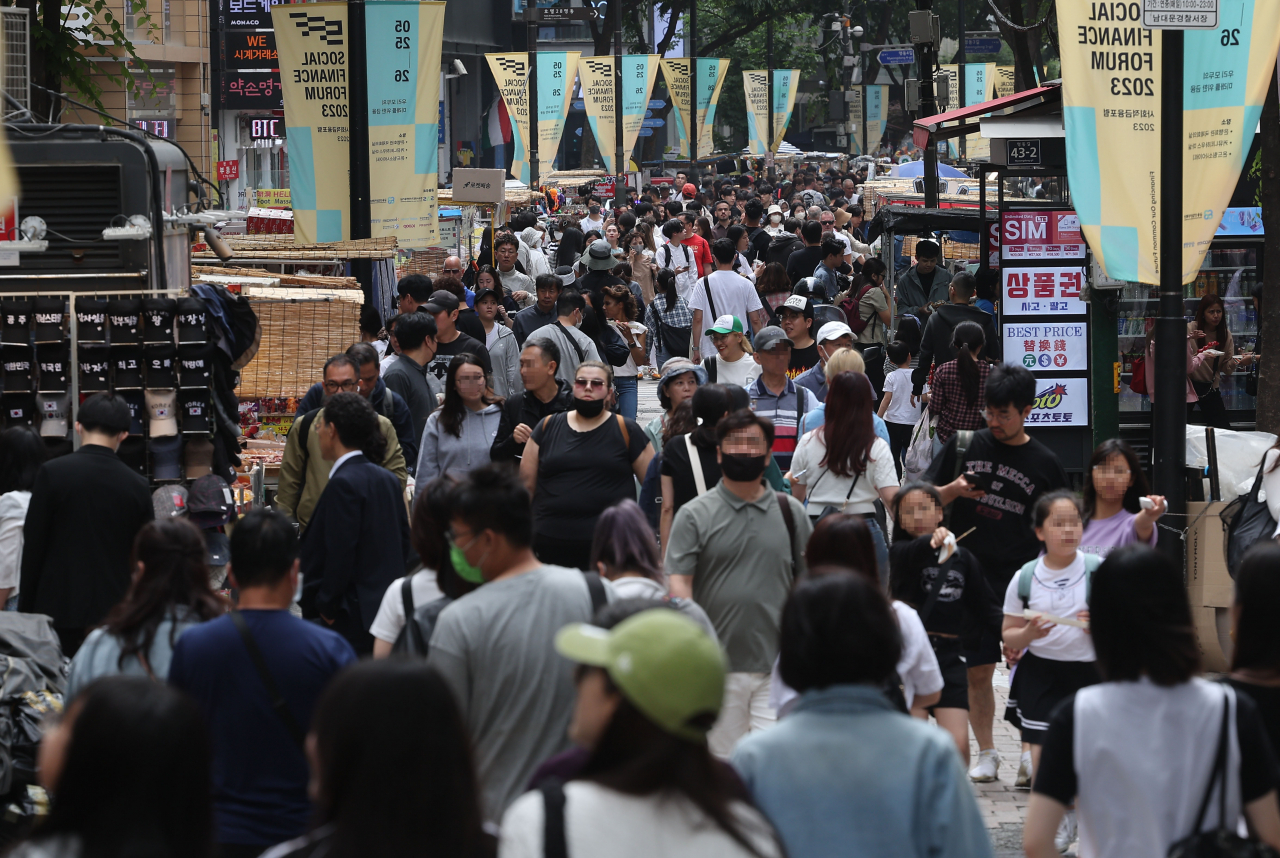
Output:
[614, 0, 625, 205]
[956, 0, 965, 159]
[766, 19, 774, 181]
[1153, 28, 1186, 558]
[348, 0, 373, 299]
[910, 5, 939, 208]
[690, 0, 698, 174]
[527, 7, 539, 189]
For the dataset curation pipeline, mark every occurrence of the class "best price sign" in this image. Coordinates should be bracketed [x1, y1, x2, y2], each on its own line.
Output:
[1002, 266, 1086, 315]
[1004, 321, 1088, 371]
[1002, 210, 1085, 260]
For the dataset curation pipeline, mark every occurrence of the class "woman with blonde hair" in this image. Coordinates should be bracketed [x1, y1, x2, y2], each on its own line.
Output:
[798, 348, 892, 445]
[701, 315, 757, 388]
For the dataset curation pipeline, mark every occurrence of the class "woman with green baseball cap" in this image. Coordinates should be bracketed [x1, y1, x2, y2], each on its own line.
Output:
[499, 609, 781, 858]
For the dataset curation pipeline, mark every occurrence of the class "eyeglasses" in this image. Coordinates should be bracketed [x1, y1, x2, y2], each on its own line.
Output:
[323, 379, 359, 393]
[1092, 465, 1132, 477]
[574, 377, 609, 390]
[456, 374, 486, 387]
[979, 407, 1020, 424]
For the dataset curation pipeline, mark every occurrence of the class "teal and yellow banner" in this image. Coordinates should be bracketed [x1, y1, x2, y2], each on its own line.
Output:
[863, 84, 887, 154]
[577, 55, 659, 174]
[485, 53, 531, 183]
[1058, 0, 1280, 285]
[939, 63, 995, 158]
[769, 69, 799, 152]
[744, 69, 800, 155]
[661, 57, 730, 158]
[535, 51, 580, 175]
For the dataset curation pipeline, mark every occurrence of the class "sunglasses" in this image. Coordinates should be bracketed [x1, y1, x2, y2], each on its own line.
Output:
[573, 377, 608, 390]
[443, 267, 462, 274]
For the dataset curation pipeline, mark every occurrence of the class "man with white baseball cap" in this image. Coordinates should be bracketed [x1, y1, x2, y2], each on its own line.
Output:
[795, 321, 856, 402]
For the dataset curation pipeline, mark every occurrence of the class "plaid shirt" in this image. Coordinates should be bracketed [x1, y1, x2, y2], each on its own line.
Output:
[645, 295, 693, 356]
[927, 360, 991, 444]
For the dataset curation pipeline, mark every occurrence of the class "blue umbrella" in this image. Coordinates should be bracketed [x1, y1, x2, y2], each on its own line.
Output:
[892, 160, 970, 179]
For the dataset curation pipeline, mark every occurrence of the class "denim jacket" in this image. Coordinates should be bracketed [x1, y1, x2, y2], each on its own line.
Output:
[732, 685, 993, 858]
[810, 262, 842, 304]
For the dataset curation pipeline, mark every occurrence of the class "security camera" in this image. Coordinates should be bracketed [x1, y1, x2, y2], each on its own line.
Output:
[452, 59, 467, 76]
[852, 25, 864, 38]
[203, 226, 235, 262]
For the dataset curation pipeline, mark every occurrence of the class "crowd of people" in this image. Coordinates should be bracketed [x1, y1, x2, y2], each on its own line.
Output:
[3, 164, 1280, 858]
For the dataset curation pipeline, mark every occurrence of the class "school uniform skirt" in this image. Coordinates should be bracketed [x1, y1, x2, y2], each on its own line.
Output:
[1004, 651, 1100, 744]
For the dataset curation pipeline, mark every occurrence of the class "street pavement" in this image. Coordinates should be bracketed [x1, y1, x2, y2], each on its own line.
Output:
[636, 375, 1031, 856]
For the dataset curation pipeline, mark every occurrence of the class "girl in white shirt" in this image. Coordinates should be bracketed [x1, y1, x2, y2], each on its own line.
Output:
[704, 317, 759, 388]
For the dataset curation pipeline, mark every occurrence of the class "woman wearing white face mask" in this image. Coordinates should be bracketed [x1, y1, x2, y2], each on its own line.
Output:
[764, 204, 786, 237]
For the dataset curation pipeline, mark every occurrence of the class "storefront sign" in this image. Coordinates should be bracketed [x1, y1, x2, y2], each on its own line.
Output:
[1056, 0, 1280, 285]
[1216, 206, 1262, 236]
[1024, 378, 1090, 426]
[1002, 266, 1087, 315]
[1001, 211, 1085, 260]
[221, 30, 278, 69]
[1004, 322, 1088, 371]
[255, 188, 291, 207]
[248, 117, 284, 140]
[577, 55, 659, 175]
[217, 160, 240, 181]
[221, 71, 283, 110]
[215, 0, 288, 30]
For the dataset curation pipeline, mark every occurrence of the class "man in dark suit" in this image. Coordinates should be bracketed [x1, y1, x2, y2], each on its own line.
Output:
[19, 392, 153, 655]
[299, 392, 412, 655]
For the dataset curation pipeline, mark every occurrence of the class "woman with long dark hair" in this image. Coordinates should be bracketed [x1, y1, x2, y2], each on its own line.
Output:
[733, 572, 990, 858]
[755, 262, 792, 325]
[14, 677, 213, 858]
[601, 283, 646, 421]
[66, 519, 226, 700]
[659, 384, 736, 549]
[1187, 292, 1243, 429]
[0, 425, 45, 608]
[788, 371, 898, 578]
[416, 353, 504, 483]
[1080, 438, 1165, 557]
[1226, 541, 1280, 752]
[927, 320, 989, 450]
[556, 227, 586, 271]
[266, 660, 491, 858]
[500, 609, 781, 857]
[1023, 545, 1280, 858]
[726, 225, 755, 283]
[624, 229, 657, 305]
[643, 268, 693, 372]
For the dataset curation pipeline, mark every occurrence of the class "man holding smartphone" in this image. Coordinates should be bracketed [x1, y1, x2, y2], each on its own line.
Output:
[923, 363, 1069, 785]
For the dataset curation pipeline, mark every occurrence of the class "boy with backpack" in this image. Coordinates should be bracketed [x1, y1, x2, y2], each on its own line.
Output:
[878, 340, 927, 479]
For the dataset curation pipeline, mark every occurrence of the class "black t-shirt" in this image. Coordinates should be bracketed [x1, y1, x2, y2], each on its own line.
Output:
[788, 341, 821, 377]
[660, 433, 722, 512]
[1225, 678, 1280, 776]
[889, 537, 1003, 640]
[1034, 688, 1276, 806]
[456, 308, 487, 344]
[785, 246, 825, 286]
[924, 429, 1069, 593]
[529, 412, 649, 535]
[747, 226, 771, 264]
[425, 332, 492, 384]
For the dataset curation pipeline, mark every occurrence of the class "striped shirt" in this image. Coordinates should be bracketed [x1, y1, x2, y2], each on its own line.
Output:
[748, 376, 814, 472]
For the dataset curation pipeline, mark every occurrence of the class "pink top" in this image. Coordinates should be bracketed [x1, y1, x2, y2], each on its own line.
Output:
[1145, 336, 1207, 404]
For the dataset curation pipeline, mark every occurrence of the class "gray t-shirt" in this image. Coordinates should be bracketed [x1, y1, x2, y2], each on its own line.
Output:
[666, 483, 811, 673]
[525, 321, 601, 384]
[427, 565, 614, 822]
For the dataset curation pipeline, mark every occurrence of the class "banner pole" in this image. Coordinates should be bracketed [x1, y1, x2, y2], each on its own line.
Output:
[766, 21, 774, 178]
[690, 0, 697, 170]
[1153, 27, 1186, 558]
[614, 8, 625, 204]
[528, 10, 539, 190]
[349, 0, 373, 301]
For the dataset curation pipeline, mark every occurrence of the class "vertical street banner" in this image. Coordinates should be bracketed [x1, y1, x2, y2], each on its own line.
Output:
[1056, 0, 1280, 285]
[743, 70, 769, 155]
[994, 65, 1015, 99]
[273, 2, 350, 243]
[366, 1, 445, 248]
[485, 53, 531, 183]
[578, 55, 659, 174]
[847, 85, 865, 154]
[864, 84, 887, 154]
[660, 58, 692, 157]
[694, 57, 730, 156]
[535, 51, 581, 175]
[939, 63, 995, 157]
[770, 68, 799, 152]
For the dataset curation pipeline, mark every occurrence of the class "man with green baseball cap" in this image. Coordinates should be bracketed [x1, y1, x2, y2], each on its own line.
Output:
[555, 608, 726, 743]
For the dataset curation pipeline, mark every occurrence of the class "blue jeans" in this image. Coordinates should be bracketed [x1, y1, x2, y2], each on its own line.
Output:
[614, 375, 638, 421]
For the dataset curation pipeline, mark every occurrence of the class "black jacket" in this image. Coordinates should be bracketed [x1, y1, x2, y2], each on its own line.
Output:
[786, 246, 825, 287]
[765, 233, 804, 267]
[912, 303, 1002, 394]
[19, 445, 153, 628]
[300, 453, 413, 653]
[490, 379, 573, 461]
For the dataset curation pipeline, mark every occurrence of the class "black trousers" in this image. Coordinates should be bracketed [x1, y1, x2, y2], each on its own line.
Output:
[533, 534, 593, 572]
[1188, 388, 1231, 430]
[886, 421, 915, 480]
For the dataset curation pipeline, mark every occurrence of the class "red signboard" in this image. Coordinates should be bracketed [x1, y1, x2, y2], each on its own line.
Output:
[217, 160, 240, 182]
[1001, 210, 1085, 260]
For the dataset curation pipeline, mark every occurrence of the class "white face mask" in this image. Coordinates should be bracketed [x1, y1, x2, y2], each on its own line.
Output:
[769, 214, 781, 223]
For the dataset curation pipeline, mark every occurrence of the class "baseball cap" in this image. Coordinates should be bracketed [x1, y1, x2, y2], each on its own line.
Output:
[177, 343, 213, 388]
[704, 314, 744, 336]
[36, 393, 69, 438]
[2, 346, 33, 393]
[117, 436, 147, 477]
[111, 346, 143, 389]
[149, 435, 183, 481]
[473, 286, 500, 305]
[780, 294, 814, 319]
[145, 388, 178, 437]
[205, 531, 230, 567]
[555, 609, 725, 742]
[754, 325, 791, 351]
[817, 320, 854, 343]
[152, 485, 188, 519]
[78, 346, 110, 392]
[681, 183, 697, 197]
[176, 297, 208, 344]
[121, 389, 146, 436]
[106, 298, 142, 345]
[1, 301, 31, 347]
[554, 265, 576, 286]
[188, 474, 234, 528]
[35, 343, 69, 392]
[32, 297, 65, 344]
[141, 297, 176, 344]
[183, 437, 215, 478]
[145, 344, 177, 388]
[581, 239, 617, 271]
[423, 289, 460, 315]
[74, 298, 108, 343]
[180, 390, 210, 433]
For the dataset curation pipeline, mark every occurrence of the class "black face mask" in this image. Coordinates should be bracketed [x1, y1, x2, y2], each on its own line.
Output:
[571, 396, 606, 418]
[720, 453, 768, 482]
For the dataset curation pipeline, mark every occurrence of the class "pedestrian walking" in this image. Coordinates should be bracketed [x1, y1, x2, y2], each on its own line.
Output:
[747, 327, 815, 472]
[525, 291, 602, 385]
[644, 268, 694, 373]
[416, 353, 503, 484]
[660, 384, 736, 549]
[382, 312, 444, 440]
[879, 341, 927, 477]
[476, 286, 522, 400]
[0, 425, 44, 610]
[701, 315, 759, 388]
[1225, 541, 1280, 752]
[1080, 439, 1165, 557]
[600, 283, 647, 420]
[644, 357, 705, 452]
[927, 321, 990, 449]
[490, 338, 572, 462]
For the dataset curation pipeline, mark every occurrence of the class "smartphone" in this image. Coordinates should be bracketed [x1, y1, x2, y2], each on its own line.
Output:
[963, 471, 992, 492]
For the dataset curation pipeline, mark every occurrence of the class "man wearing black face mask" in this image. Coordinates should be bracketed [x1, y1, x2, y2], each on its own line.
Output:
[667, 408, 811, 759]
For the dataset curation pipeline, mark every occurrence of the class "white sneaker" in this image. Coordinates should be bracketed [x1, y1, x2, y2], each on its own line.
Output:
[968, 748, 1000, 782]
[1054, 809, 1077, 853]
[1015, 751, 1033, 788]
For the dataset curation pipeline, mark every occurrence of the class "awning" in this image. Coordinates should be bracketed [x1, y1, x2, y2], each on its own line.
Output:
[867, 204, 996, 243]
[912, 84, 1060, 148]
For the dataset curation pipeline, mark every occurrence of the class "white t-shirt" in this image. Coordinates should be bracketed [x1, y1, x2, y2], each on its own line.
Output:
[830, 230, 853, 260]
[659, 242, 698, 299]
[1002, 552, 1096, 662]
[0, 490, 30, 592]
[369, 569, 445, 644]
[484, 323, 500, 351]
[687, 270, 765, 357]
[790, 433, 897, 515]
[882, 367, 926, 425]
[581, 216, 604, 233]
[714, 353, 760, 388]
[500, 781, 780, 858]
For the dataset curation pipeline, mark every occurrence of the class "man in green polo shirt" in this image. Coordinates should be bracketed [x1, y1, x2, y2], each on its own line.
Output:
[667, 408, 811, 759]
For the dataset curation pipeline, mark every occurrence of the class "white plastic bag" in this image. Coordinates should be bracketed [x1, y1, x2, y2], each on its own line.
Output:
[1185, 426, 1276, 502]
[902, 409, 938, 484]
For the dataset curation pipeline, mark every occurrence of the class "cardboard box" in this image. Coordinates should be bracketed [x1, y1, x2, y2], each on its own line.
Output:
[1186, 501, 1233, 672]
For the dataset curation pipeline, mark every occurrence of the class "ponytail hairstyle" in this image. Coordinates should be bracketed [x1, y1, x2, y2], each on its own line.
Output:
[950, 320, 986, 405]
[656, 268, 679, 313]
